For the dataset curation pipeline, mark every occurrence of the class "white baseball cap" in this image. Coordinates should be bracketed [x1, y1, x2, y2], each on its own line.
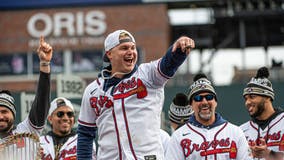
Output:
[49, 97, 74, 116]
[103, 29, 136, 62]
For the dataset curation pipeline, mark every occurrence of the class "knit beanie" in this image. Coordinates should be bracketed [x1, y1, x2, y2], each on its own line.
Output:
[188, 73, 217, 104]
[243, 67, 274, 100]
[168, 93, 193, 125]
[0, 90, 16, 117]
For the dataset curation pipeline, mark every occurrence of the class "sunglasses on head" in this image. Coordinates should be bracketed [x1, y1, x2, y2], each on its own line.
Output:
[56, 111, 74, 118]
[193, 94, 215, 102]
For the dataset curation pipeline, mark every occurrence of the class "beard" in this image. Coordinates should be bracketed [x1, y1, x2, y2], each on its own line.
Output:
[198, 104, 213, 121]
[59, 127, 73, 135]
[0, 119, 14, 133]
[250, 99, 265, 118]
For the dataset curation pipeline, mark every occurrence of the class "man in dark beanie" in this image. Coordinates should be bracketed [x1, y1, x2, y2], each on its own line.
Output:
[240, 67, 284, 160]
[0, 36, 52, 140]
[166, 73, 250, 160]
[168, 93, 193, 132]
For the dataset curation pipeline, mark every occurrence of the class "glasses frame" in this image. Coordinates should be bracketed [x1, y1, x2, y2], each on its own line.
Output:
[193, 94, 215, 102]
[56, 111, 74, 118]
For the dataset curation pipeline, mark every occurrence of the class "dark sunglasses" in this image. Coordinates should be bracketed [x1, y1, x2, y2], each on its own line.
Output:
[193, 94, 215, 102]
[56, 111, 74, 118]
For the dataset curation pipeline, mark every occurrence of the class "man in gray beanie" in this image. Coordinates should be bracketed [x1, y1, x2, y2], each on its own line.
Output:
[166, 73, 250, 159]
[168, 93, 193, 132]
[240, 67, 284, 160]
[0, 36, 52, 140]
[0, 90, 16, 119]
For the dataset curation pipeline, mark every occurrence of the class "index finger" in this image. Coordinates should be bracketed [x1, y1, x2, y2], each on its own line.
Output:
[40, 36, 44, 45]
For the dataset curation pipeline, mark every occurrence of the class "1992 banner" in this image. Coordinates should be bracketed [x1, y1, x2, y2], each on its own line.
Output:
[56, 74, 86, 99]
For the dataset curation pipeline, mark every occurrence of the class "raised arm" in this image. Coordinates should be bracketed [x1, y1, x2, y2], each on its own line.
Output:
[29, 36, 52, 129]
[160, 36, 195, 77]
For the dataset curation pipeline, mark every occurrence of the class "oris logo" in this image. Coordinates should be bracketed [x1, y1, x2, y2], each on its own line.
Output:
[27, 10, 107, 38]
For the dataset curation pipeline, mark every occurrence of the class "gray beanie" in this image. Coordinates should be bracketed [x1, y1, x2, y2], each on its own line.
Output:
[243, 67, 274, 100]
[0, 90, 16, 117]
[168, 93, 193, 125]
[188, 73, 217, 104]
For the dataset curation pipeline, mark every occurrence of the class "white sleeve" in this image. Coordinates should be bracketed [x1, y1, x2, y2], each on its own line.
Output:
[78, 83, 97, 127]
[236, 128, 252, 160]
[160, 129, 170, 154]
[139, 59, 169, 88]
[14, 117, 41, 137]
[165, 133, 185, 160]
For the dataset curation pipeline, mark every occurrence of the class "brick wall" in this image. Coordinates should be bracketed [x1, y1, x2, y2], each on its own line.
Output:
[0, 4, 171, 92]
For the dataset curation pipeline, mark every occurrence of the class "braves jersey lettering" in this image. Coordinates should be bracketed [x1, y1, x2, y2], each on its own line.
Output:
[166, 122, 250, 160]
[114, 77, 137, 93]
[247, 132, 284, 151]
[40, 134, 96, 160]
[42, 146, 76, 160]
[180, 138, 237, 158]
[60, 146, 77, 158]
[180, 138, 191, 157]
[90, 96, 113, 116]
[113, 78, 147, 99]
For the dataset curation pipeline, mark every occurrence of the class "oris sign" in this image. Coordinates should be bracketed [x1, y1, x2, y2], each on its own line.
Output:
[27, 11, 106, 37]
[27, 10, 107, 48]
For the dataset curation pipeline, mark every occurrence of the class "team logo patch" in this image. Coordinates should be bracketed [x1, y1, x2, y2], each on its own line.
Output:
[247, 87, 253, 93]
[144, 155, 156, 160]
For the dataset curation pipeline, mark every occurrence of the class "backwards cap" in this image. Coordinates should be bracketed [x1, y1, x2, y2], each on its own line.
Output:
[188, 73, 217, 104]
[0, 90, 16, 117]
[103, 29, 135, 62]
[49, 97, 74, 116]
[243, 67, 274, 100]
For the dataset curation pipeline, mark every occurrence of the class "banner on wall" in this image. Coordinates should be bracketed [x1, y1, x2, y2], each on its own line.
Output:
[20, 92, 35, 121]
[56, 74, 86, 99]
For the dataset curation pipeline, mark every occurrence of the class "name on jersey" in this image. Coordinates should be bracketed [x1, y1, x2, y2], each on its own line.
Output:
[41, 146, 76, 160]
[113, 78, 147, 99]
[247, 131, 284, 151]
[180, 138, 237, 158]
[90, 78, 147, 116]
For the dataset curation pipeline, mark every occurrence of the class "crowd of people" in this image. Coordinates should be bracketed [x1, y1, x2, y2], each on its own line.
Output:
[0, 30, 283, 160]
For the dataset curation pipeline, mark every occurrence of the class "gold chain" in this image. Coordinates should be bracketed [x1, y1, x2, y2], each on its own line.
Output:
[54, 144, 63, 160]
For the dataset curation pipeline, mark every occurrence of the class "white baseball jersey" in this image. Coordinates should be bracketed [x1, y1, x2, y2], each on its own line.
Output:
[78, 60, 169, 160]
[40, 134, 96, 160]
[240, 112, 284, 160]
[165, 122, 251, 160]
[11, 117, 43, 137]
[160, 129, 171, 155]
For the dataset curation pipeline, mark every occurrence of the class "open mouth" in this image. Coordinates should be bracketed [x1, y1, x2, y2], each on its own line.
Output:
[199, 105, 211, 113]
[124, 57, 133, 64]
[247, 105, 254, 113]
